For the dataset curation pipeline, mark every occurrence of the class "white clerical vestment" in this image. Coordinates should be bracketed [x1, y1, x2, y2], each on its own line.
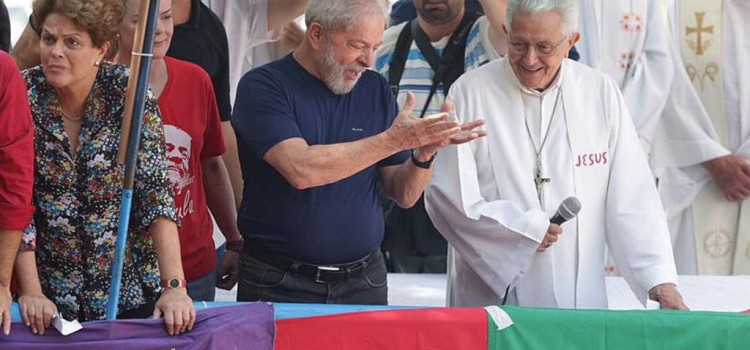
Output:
[576, 0, 673, 156]
[201, 0, 280, 106]
[425, 58, 678, 309]
[655, 0, 750, 275]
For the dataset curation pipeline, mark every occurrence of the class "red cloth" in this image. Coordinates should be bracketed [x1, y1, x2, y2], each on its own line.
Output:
[0, 51, 35, 231]
[158, 57, 226, 281]
[275, 307, 488, 350]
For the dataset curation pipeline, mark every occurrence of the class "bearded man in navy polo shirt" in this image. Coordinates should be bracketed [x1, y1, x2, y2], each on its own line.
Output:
[231, 0, 485, 304]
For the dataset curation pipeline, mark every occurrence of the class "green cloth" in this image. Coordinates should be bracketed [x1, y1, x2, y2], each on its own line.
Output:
[488, 306, 750, 349]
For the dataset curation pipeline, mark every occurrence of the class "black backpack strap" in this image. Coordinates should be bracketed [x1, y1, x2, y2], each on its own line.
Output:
[439, 11, 481, 92]
[411, 11, 481, 117]
[411, 19, 442, 74]
[387, 12, 481, 118]
[388, 22, 414, 97]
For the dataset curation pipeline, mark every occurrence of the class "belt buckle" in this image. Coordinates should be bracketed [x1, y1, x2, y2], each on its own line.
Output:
[315, 266, 340, 283]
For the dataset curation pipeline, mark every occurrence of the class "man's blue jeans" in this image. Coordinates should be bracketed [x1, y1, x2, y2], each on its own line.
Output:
[187, 263, 218, 302]
[236, 249, 388, 305]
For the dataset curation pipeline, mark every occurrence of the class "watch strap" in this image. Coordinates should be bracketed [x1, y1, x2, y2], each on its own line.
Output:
[225, 239, 244, 253]
[411, 150, 437, 169]
[160, 277, 187, 289]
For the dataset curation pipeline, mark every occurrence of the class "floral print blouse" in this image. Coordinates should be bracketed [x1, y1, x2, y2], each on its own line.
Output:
[21, 62, 177, 322]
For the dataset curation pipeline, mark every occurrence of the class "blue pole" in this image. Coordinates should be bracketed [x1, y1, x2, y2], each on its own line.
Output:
[106, 0, 161, 320]
[106, 189, 134, 319]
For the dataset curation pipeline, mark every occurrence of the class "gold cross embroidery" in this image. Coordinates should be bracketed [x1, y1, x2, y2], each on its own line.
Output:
[686, 12, 714, 55]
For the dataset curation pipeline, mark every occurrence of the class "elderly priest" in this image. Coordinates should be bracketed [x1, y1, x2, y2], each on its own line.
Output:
[425, 0, 688, 310]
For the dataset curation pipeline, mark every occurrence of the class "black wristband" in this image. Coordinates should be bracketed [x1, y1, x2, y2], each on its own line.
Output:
[411, 150, 436, 169]
[225, 239, 244, 253]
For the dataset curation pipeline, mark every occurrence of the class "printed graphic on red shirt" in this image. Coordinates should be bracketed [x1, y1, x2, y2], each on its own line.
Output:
[165, 124, 195, 221]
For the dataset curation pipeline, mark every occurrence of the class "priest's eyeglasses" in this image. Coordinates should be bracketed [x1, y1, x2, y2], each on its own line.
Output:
[507, 36, 568, 56]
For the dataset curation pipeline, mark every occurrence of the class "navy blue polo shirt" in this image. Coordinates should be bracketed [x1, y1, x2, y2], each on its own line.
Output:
[232, 54, 409, 264]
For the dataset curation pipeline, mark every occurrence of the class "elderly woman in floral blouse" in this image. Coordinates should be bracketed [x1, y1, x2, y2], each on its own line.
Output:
[14, 0, 194, 336]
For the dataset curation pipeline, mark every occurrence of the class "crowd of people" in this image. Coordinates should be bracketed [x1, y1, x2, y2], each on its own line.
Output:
[0, 0, 746, 338]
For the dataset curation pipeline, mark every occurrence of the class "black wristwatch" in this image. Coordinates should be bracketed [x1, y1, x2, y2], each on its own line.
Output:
[411, 150, 436, 169]
[225, 238, 244, 253]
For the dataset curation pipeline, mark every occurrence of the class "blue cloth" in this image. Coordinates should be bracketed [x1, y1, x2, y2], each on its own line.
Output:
[9, 301, 411, 323]
[199, 302, 415, 319]
[231, 54, 409, 264]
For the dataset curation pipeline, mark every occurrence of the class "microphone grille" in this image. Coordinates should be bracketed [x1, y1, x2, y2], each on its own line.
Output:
[558, 197, 582, 220]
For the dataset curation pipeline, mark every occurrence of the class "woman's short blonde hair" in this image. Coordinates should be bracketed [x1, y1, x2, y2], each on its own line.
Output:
[32, 0, 124, 57]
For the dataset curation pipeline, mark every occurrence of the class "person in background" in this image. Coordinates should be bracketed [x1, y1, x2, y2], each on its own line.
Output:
[8, 11, 37, 68]
[1, 0, 10, 52]
[656, 0, 750, 275]
[14, 0, 193, 335]
[576, 0, 673, 159]
[117, 0, 242, 299]
[389, 0, 484, 26]
[0, 50, 36, 335]
[375, 0, 508, 274]
[573, 0, 675, 276]
[200, 0, 308, 108]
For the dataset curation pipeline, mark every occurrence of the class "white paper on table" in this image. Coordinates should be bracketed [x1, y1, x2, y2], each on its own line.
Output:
[484, 306, 514, 330]
[51, 314, 83, 336]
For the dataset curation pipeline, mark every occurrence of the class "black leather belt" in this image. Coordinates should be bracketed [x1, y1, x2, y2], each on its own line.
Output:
[243, 245, 371, 283]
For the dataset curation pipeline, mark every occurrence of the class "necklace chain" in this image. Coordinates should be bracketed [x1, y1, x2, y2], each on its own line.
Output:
[523, 87, 562, 202]
[61, 111, 83, 122]
[523, 87, 562, 157]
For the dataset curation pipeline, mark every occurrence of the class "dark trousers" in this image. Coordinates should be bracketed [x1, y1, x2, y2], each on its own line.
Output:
[382, 194, 447, 273]
[186, 263, 218, 302]
[237, 249, 388, 305]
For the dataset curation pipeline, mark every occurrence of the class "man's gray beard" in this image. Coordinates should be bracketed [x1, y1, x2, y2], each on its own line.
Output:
[318, 43, 363, 95]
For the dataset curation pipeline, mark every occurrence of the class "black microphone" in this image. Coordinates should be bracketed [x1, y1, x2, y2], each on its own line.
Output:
[550, 197, 581, 225]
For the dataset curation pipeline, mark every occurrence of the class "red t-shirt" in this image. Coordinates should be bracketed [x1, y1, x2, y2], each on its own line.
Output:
[0, 51, 35, 231]
[158, 57, 226, 281]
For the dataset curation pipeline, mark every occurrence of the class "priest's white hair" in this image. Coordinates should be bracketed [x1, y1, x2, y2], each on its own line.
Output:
[506, 0, 579, 37]
[304, 0, 389, 33]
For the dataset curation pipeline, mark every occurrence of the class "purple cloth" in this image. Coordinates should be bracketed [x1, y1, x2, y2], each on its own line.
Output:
[0, 303, 274, 349]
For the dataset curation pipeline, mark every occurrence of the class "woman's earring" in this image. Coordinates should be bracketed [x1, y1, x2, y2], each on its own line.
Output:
[94, 60, 100, 67]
